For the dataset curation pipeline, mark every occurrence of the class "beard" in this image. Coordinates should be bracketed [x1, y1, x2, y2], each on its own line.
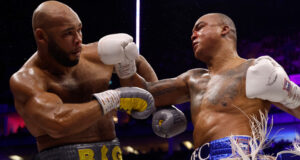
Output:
[48, 38, 79, 67]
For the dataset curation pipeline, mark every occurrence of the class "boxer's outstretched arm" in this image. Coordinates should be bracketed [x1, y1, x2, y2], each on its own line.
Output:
[146, 75, 190, 106]
[120, 55, 158, 87]
[129, 70, 192, 106]
[10, 72, 103, 139]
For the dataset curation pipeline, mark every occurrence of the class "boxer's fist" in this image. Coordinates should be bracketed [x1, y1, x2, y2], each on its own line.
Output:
[97, 33, 135, 64]
[152, 105, 187, 138]
[97, 33, 139, 79]
[246, 56, 300, 109]
[94, 87, 155, 119]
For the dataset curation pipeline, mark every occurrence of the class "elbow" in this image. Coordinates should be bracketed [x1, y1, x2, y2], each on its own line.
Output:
[47, 126, 67, 139]
[48, 130, 65, 139]
[45, 118, 71, 139]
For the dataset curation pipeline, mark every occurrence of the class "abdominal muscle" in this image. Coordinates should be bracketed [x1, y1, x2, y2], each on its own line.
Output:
[192, 109, 252, 148]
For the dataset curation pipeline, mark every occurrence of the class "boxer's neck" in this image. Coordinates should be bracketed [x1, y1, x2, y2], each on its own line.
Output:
[207, 51, 244, 75]
[36, 50, 76, 75]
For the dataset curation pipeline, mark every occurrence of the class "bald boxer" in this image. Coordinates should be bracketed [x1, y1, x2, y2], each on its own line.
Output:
[9, 1, 158, 160]
[125, 13, 300, 159]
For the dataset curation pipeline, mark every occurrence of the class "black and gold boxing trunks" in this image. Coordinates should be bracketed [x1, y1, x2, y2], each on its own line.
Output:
[34, 139, 122, 160]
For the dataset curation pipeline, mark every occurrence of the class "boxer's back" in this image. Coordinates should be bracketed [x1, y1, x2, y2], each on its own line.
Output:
[188, 59, 271, 148]
[11, 44, 117, 151]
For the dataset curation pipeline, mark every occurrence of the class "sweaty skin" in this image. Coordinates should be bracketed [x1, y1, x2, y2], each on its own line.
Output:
[9, 1, 157, 151]
[141, 61, 269, 148]
[127, 13, 300, 148]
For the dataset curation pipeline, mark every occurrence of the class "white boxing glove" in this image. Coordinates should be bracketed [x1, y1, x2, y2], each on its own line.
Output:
[97, 33, 139, 79]
[114, 42, 139, 79]
[246, 56, 300, 109]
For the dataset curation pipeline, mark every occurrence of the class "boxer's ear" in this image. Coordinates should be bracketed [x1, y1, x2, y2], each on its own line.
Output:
[221, 25, 230, 37]
[35, 28, 48, 43]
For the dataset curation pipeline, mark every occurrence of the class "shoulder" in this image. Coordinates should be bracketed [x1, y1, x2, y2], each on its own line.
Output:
[81, 42, 102, 63]
[10, 66, 47, 98]
[185, 68, 208, 76]
[179, 68, 209, 80]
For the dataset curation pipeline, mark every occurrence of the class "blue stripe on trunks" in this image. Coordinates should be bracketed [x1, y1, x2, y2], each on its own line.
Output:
[191, 135, 264, 160]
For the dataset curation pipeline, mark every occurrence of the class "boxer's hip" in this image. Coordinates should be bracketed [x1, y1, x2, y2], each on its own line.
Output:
[34, 138, 122, 160]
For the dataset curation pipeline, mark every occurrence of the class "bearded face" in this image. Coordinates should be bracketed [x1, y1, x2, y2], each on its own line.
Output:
[48, 36, 79, 67]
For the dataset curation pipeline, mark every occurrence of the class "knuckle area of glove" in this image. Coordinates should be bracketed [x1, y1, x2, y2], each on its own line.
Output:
[120, 98, 147, 111]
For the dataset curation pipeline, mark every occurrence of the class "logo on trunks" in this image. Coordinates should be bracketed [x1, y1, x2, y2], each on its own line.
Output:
[231, 138, 250, 157]
[78, 145, 122, 160]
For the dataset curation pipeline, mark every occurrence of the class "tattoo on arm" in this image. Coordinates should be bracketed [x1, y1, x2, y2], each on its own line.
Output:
[151, 85, 179, 97]
[146, 78, 189, 105]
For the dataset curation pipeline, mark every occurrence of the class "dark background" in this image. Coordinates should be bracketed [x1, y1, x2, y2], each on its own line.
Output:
[1, 0, 300, 159]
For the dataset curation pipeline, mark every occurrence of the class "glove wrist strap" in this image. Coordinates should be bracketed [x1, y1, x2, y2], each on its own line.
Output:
[281, 80, 300, 109]
[93, 90, 120, 114]
[115, 59, 136, 79]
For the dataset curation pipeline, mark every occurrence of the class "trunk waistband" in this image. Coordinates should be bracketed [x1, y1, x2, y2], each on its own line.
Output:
[190, 135, 265, 160]
[35, 139, 122, 160]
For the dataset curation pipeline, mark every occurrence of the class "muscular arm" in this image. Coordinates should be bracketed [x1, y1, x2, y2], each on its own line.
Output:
[122, 69, 193, 106]
[120, 55, 158, 86]
[136, 55, 158, 82]
[10, 71, 103, 139]
[272, 103, 300, 119]
[145, 76, 190, 106]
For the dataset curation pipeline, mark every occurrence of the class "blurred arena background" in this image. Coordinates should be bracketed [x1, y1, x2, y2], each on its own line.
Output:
[1, 0, 300, 159]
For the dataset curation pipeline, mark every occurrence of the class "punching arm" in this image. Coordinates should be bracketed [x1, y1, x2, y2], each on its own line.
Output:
[146, 76, 190, 106]
[10, 72, 103, 138]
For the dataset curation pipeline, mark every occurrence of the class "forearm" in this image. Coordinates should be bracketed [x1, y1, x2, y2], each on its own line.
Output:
[119, 75, 188, 107]
[28, 96, 103, 138]
[136, 55, 158, 82]
[147, 78, 190, 106]
[272, 102, 300, 119]
[119, 73, 148, 88]
[48, 100, 102, 138]
[120, 55, 158, 86]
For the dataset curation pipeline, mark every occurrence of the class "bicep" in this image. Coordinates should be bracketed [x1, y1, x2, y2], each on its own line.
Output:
[147, 76, 189, 106]
[10, 72, 61, 123]
[25, 92, 63, 119]
[10, 75, 65, 135]
[22, 92, 65, 132]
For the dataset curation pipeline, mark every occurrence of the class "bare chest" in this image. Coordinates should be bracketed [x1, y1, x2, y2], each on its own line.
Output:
[204, 74, 245, 107]
[46, 62, 113, 103]
[190, 61, 252, 112]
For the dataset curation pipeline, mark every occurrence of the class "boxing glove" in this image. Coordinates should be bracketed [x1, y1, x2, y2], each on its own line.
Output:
[97, 33, 139, 79]
[152, 105, 187, 138]
[93, 87, 155, 119]
[246, 56, 300, 109]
